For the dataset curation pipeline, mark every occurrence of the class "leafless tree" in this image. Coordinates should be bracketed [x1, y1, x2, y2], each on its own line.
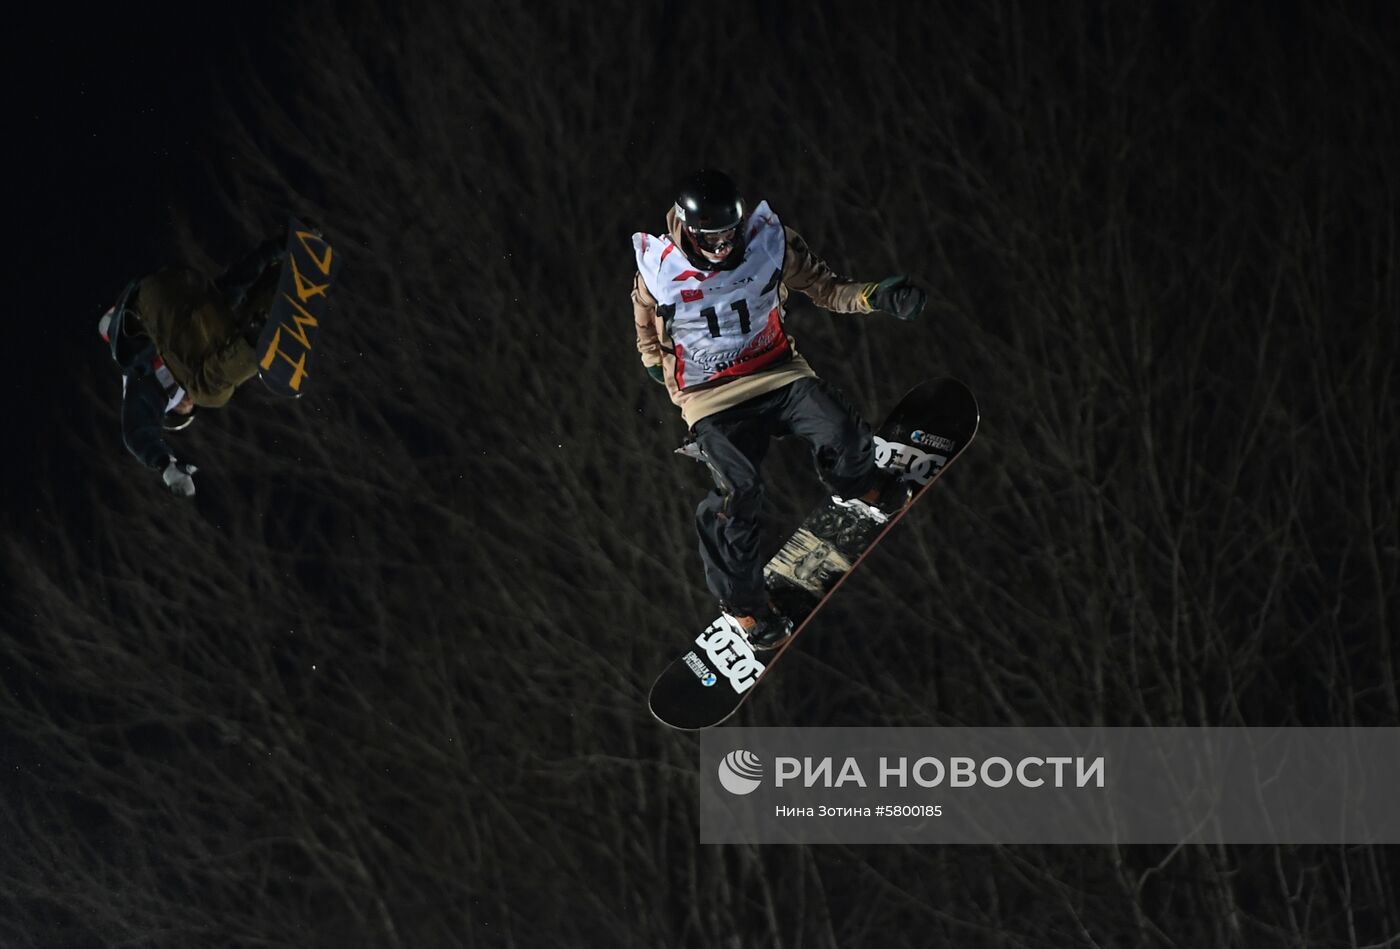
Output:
[3, 2, 1396, 946]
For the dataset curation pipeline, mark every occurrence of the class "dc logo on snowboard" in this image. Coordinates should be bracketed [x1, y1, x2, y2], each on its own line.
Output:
[697, 619, 765, 693]
[718, 750, 764, 795]
[873, 435, 947, 485]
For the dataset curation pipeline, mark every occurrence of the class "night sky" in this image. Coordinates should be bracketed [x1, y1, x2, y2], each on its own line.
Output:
[4, 3, 1399, 947]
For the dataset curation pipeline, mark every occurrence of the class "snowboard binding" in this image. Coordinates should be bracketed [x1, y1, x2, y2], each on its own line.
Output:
[725, 603, 794, 651]
[831, 468, 915, 524]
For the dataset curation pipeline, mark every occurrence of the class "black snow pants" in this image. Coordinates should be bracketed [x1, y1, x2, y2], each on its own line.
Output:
[691, 377, 878, 615]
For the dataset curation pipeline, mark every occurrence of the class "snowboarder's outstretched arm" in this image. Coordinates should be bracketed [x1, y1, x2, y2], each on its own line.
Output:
[120, 374, 198, 497]
[632, 273, 665, 385]
[782, 227, 926, 321]
[121, 373, 177, 471]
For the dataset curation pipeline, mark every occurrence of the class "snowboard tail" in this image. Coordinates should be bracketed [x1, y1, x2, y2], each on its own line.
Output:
[648, 378, 979, 730]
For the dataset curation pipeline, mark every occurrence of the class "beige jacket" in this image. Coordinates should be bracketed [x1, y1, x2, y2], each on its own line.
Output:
[633, 206, 875, 427]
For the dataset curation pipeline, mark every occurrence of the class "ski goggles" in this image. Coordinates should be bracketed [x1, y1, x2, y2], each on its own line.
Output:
[686, 223, 740, 256]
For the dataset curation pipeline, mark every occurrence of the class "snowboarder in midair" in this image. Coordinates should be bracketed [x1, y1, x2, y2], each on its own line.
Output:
[99, 233, 286, 497]
[632, 170, 927, 649]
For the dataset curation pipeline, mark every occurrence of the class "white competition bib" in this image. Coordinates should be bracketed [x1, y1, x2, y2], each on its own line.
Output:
[633, 200, 791, 390]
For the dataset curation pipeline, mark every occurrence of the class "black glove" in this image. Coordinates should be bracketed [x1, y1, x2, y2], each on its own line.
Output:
[646, 364, 666, 385]
[863, 276, 926, 321]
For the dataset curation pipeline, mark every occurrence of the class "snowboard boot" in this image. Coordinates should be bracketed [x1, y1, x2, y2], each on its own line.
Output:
[728, 602, 794, 652]
[831, 468, 914, 524]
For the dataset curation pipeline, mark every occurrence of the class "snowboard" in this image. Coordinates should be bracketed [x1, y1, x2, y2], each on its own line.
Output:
[647, 378, 979, 730]
[257, 218, 341, 397]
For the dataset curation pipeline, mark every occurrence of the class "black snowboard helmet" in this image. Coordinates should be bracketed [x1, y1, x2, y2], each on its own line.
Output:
[674, 169, 747, 270]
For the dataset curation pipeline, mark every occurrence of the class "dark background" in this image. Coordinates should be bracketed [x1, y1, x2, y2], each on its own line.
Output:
[3, 2, 1398, 946]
